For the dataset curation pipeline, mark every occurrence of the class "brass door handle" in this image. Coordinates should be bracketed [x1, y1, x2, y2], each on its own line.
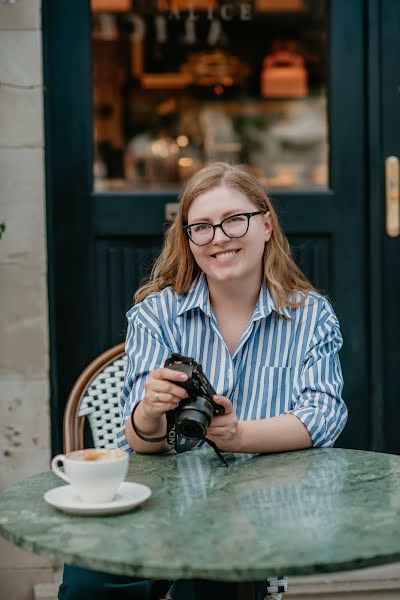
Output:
[385, 156, 400, 237]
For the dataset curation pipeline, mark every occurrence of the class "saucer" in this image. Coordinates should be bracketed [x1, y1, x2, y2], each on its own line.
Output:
[44, 482, 152, 516]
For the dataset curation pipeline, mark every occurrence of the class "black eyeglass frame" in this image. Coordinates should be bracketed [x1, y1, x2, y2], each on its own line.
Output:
[183, 211, 266, 246]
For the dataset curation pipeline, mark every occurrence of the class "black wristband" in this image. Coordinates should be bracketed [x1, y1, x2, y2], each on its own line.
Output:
[130, 401, 168, 443]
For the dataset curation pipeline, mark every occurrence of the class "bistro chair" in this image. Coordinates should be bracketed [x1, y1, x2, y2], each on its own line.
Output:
[63, 343, 126, 453]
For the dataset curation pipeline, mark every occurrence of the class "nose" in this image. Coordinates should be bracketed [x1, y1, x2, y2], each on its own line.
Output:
[212, 224, 230, 243]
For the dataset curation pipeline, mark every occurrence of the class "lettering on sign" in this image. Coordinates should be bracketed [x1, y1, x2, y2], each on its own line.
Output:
[128, 3, 253, 44]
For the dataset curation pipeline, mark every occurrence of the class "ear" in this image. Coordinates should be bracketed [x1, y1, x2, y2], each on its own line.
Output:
[263, 211, 272, 242]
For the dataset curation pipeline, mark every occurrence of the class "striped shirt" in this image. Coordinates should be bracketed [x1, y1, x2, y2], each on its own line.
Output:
[118, 273, 347, 453]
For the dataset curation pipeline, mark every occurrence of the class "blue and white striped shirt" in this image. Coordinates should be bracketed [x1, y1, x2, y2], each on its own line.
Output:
[118, 273, 347, 453]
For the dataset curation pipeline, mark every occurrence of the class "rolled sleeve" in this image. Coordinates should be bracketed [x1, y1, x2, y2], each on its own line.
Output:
[287, 304, 348, 447]
[117, 307, 171, 453]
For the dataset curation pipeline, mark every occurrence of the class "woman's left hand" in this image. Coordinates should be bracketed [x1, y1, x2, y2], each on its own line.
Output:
[206, 395, 242, 452]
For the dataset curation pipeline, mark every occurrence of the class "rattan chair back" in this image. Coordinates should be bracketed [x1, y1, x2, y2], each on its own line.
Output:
[63, 343, 126, 453]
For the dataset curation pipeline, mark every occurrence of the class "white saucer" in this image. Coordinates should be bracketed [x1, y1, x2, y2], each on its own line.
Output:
[44, 482, 152, 516]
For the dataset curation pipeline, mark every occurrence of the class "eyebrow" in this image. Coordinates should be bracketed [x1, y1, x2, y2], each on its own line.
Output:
[189, 209, 248, 223]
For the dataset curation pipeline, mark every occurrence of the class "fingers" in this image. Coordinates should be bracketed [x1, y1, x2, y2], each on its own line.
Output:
[212, 395, 233, 414]
[151, 393, 180, 413]
[142, 367, 189, 416]
[208, 397, 238, 442]
[153, 391, 181, 405]
[149, 369, 189, 397]
[208, 416, 237, 432]
[142, 391, 180, 416]
[152, 391, 182, 411]
[207, 414, 239, 453]
[207, 431, 235, 440]
[152, 367, 188, 383]
[208, 414, 233, 428]
[151, 379, 188, 399]
[206, 425, 238, 453]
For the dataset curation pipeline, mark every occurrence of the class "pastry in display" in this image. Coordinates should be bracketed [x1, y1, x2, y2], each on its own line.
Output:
[181, 50, 249, 88]
[261, 49, 308, 98]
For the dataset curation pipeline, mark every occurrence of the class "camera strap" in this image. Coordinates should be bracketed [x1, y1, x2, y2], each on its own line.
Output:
[129, 403, 192, 446]
[204, 438, 229, 467]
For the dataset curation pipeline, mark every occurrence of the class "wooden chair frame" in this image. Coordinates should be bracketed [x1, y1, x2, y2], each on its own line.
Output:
[63, 343, 125, 453]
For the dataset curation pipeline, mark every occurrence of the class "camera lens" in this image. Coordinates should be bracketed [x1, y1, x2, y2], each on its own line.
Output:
[175, 397, 213, 440]
[176, 410, 207, 439]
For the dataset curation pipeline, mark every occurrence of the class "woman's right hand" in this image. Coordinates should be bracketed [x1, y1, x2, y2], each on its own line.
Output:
[141, 367, 189, 418]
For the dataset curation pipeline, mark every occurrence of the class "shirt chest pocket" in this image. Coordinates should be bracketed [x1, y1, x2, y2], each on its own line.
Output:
[235, 366, 296, 419]
[259, 365, 295, 391]
[259, 367, 296, 418]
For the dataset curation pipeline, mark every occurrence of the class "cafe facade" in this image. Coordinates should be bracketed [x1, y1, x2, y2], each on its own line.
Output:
[0, 0, 400, 596]
[44, 0, 400, 457]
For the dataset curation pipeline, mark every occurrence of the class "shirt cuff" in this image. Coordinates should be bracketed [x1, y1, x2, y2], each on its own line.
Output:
[286, 407, 332, 448]
[116, 417, 135, 455]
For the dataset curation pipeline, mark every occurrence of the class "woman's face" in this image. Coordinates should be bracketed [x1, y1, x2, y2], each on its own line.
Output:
[186, 184, 272, 287]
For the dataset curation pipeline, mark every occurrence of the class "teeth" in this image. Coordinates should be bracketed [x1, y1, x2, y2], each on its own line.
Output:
[214, 250, 238, 261]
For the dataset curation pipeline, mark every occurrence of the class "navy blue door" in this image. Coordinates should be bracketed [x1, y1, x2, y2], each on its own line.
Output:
[43, 1, 369, 454]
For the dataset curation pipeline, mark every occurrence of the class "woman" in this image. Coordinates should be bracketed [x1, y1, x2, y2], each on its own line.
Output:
[60, 163, 347, 600]
[120, 162, 347, 456]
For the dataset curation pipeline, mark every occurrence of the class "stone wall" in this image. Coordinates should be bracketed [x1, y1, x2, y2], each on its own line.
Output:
[0, 1, 56, 598]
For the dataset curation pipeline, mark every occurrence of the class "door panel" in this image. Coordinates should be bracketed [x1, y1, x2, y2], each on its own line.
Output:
[290, 236, 332, 296]
[95, 240, 162, 350]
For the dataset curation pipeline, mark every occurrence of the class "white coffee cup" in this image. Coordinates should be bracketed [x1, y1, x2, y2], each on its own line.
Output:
[51, 448, 129, 504]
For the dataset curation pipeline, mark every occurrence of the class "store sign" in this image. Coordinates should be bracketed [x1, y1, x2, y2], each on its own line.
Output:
[129, 3, 253, 44]
[156, 2, 252, 20]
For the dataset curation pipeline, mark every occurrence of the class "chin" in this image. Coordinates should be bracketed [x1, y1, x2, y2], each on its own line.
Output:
[208, 267, 243, 283]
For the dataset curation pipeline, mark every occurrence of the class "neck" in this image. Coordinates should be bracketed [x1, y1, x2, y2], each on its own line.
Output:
[207, 271, 263, 314]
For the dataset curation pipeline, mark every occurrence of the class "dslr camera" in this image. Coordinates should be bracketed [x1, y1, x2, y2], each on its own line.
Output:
[164, 354, 225, 440]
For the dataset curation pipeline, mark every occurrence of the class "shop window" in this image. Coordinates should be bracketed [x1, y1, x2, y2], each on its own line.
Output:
[91, 0, 328, 191]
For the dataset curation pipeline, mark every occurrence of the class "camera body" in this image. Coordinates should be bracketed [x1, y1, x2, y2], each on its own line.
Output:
[164, 354, 225, 440]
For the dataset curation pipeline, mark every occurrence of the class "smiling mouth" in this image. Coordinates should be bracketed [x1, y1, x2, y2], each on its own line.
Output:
[212, 250, 241, 261]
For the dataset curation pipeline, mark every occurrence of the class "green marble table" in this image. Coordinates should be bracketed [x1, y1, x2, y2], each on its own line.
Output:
[1, 448, 400, 583]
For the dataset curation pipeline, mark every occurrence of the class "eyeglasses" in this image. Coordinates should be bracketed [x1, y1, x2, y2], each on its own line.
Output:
[183, 211, 265, 246]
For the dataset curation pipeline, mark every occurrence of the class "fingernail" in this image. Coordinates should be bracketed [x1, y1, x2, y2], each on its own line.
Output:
[179, 373, 188, 380]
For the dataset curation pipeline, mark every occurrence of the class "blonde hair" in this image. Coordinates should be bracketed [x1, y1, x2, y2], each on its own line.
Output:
[134, 162, 314, 310]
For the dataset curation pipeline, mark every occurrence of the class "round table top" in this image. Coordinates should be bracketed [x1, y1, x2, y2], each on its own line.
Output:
[1, 447, 400, 581]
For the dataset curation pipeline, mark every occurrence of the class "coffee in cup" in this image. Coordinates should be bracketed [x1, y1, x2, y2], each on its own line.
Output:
[51, 448, 128, 503]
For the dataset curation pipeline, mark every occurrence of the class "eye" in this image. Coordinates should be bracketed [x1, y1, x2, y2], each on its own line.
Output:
[225, 214, 247, 224]
[192, 223, 212, 233]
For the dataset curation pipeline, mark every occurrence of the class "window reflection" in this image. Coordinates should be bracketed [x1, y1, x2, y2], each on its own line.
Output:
[91, 0, 328, 191]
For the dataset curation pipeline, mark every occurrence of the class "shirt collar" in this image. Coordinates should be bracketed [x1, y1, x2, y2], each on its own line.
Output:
[177, 273, 212, 317]
[253, 281, 292, 320]
[177, 274, 291, 320]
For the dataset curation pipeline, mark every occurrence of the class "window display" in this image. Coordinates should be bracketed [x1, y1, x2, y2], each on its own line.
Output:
[91, 0, 328, 191]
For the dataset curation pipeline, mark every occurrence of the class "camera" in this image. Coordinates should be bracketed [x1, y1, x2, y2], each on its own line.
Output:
[164, 354, 225, 440]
